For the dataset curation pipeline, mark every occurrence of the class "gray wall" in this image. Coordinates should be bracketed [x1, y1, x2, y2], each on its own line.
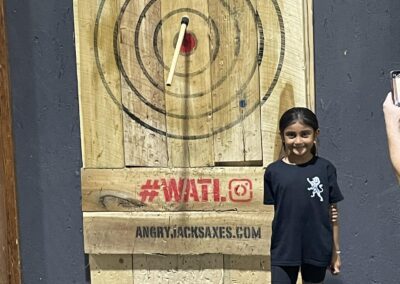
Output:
[5, 0, 400, 283]
[5, 0, 88, 283]
[314, 1, 400, 283]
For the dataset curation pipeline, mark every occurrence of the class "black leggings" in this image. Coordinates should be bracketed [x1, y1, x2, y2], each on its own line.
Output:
[271, 264, 327, 284]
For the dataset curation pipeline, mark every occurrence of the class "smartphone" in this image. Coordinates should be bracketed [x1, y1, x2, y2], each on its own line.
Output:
[390, 70, 400, 106]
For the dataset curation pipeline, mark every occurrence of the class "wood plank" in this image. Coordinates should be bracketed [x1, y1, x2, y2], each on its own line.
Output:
[161, 0, 214, 167]
[223, 255, 302, 284]
[0, 0, 21, 282]
[240, 0, 262, 163]
[73, 0, 124, 168]
[276, 0, 309, 103]
[133, 254, 223, 283]
[89, 254, 302, 284]
[223, 255, 270, 283]
[209, 0, 245, 162]
[238, 0, 263, 162]
[119, 0, 168, 167]
[89, 254, 133, 284]
[210, 0, 262, 163]
[81, 167, 267, 212]
[304, 0, 315, 110]
[259, 0, 314, 166]
[83, 211, 272, 255]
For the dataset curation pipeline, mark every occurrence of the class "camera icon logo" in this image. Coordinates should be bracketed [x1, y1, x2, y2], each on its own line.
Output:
[228, 179, 253, 202]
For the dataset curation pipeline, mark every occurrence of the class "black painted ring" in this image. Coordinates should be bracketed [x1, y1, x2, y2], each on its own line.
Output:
[116, 0, 256, 119]
[152, 8, 220, 78]
[94, 0, 285, 140]
[130, 3, 239, 99]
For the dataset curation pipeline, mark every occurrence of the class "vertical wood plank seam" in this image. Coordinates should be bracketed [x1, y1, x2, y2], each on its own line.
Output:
[72, 0, 86, 168]
[303, 0, 315, 110]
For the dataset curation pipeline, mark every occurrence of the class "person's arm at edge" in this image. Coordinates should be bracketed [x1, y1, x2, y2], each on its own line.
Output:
[383, 93, 400, 182]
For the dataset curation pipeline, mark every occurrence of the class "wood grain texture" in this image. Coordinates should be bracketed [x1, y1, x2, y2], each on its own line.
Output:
[210, 0, 262, 163]
[73, 0, 124, 168]
[89, 253, 305, 284]
[81, 167, 267, 212]
[223, 255, 270, 283]
[223, 255, 302, 284]
[304, 0, 315, 111]
[133, 254, 224, 283]
[161, 0, 214, 167]
[90, 254, 133, 284]
[0, 0, 21, 282]
[83, 211, 272, 255]
[119, 0, 168, 167]
[259, 0, 314, 166]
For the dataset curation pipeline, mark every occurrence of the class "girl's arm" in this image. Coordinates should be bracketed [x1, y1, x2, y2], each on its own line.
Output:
[383, 93, 400, 181]
[330, 204, 341, 275]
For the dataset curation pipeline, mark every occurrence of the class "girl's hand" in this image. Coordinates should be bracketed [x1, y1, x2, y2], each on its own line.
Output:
[330, 205, 338, 223]
[330, 252, 341, 275]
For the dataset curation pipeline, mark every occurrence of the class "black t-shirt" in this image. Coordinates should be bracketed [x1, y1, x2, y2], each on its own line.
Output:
[263, 156, 344, 267]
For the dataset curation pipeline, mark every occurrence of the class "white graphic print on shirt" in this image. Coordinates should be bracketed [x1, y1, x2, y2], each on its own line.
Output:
[306, 176, 324, 202]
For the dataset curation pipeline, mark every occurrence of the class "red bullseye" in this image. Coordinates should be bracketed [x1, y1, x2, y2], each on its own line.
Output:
[180, 32, 197, 55]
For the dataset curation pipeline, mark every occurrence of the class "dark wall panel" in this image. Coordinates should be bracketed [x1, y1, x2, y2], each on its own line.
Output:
[5, 0, 87, 283]
[314, 1, 400, 283]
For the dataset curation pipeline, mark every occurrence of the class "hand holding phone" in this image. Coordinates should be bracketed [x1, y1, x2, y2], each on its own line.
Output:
[390, 70, 400, 106]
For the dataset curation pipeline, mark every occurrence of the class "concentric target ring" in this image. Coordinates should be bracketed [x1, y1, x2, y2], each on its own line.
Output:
[152, 9, 220, 78]
[94, 0, 285, 140]
[116, 0, 257, 118]
[120, 0, 248, 100]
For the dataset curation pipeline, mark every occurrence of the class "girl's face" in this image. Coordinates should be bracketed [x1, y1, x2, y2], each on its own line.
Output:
[282, 121, 319, 162]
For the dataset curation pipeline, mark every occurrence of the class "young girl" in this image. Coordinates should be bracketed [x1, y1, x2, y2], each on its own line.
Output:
[264, 107, 343, 284]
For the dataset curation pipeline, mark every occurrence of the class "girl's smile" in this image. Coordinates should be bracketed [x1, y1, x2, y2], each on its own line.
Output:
[282, 121, 319, 164]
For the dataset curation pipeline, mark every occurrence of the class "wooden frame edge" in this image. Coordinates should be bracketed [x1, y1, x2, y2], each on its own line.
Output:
[0, 0, 22, 283]
[304, 0, 315, 111]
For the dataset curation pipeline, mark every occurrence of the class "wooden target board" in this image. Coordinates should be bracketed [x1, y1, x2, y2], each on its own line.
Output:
[74, 0, 313, 283]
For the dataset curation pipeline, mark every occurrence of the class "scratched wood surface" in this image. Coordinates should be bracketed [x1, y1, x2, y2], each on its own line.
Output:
[89, 254, 303, 284]
[133, 254, 224, 283]
[119, 0, 168, 167]
[73, 0, 124, 168]
[82, 167, 267, 212]
[239, 0, 263, 163]
[73, 0, 127, 278]
[210, 0, 262, 164]
[223, 255, 269, 283]
[74, 0, 314, 168]
[83, 211, 272, 255]
[224, 254, 301, 284]
[259, 0, 314, 166]
[89, 254, 133, 284]
[161, 0, 214, 167]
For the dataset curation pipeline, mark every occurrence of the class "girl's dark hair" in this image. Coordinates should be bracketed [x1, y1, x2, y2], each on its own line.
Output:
[279, 107, 319, 155]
